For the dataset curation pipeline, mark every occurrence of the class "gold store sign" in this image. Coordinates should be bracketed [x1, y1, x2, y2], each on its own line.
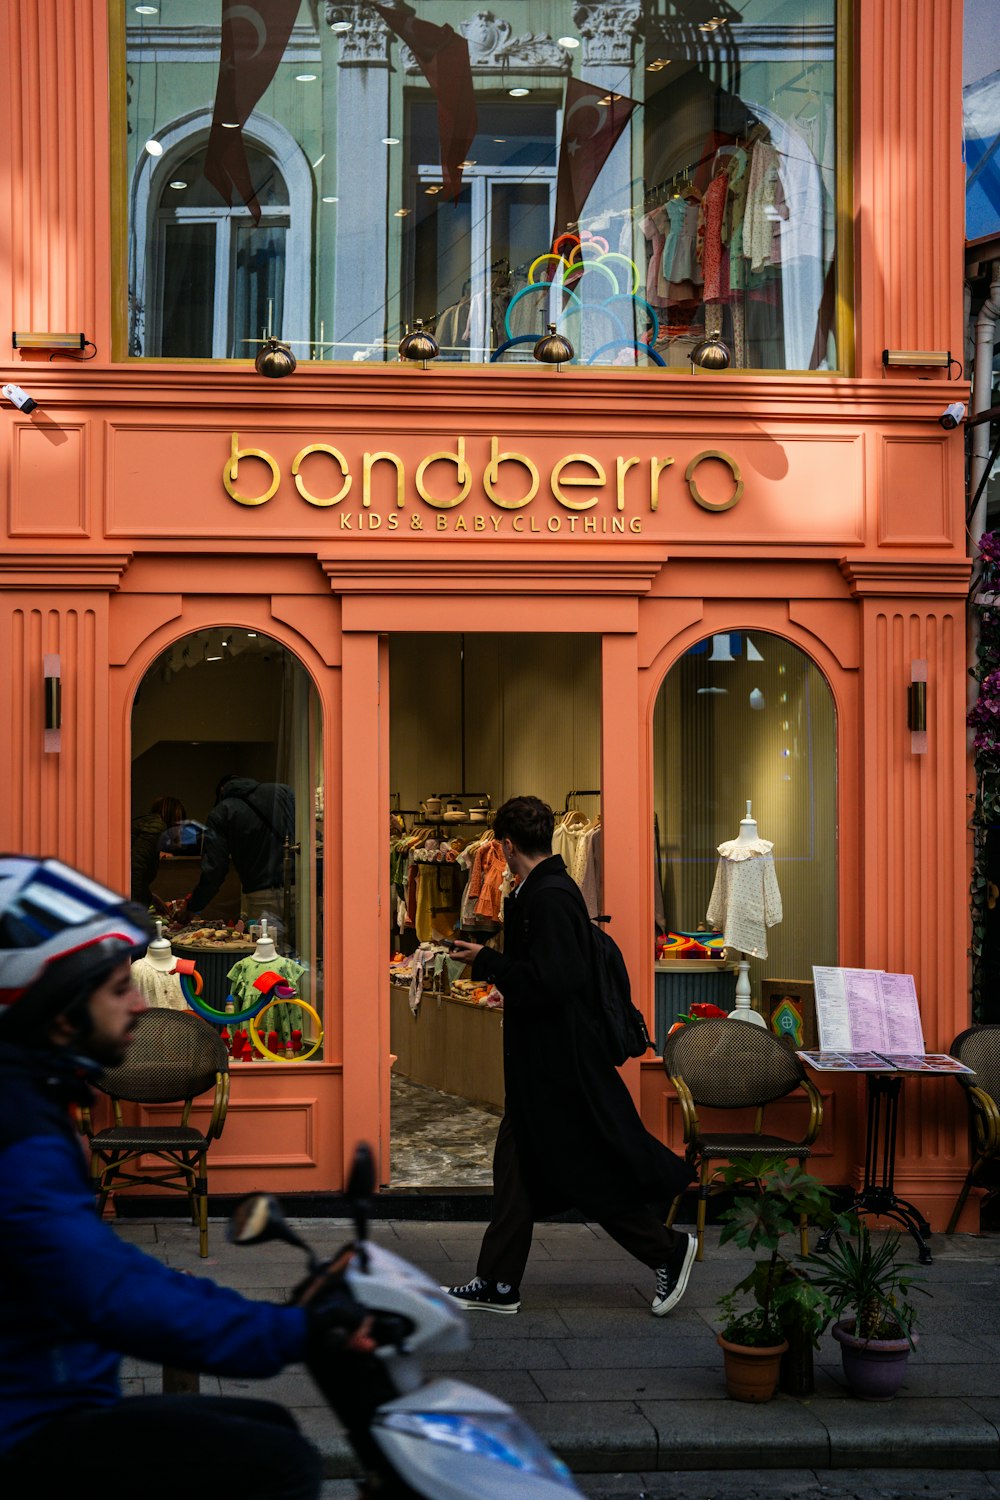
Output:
[222, 433, 744, 533]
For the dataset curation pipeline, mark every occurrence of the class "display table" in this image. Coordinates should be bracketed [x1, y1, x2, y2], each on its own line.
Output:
[803, 1060, 965, 1266]
[390, 985, 504, 1110]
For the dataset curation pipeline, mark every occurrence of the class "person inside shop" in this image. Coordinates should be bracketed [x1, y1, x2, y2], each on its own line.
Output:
[130, 794, 187, 914]
[444, 796, 698, 1317]
[0, 854, 376, 1500]
[171, 773, 294, 930]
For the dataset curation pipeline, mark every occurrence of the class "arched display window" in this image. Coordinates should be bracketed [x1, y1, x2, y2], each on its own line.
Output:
[652, 630, 836, 1044]
[130, 628, 324, 1062]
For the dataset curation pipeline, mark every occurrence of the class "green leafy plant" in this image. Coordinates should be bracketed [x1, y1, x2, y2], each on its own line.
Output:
[716, 1154, 847, 1348]
[808, 1216, 927, 1346]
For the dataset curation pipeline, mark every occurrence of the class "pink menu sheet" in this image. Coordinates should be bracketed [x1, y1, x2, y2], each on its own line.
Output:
[811, 966, 925, 1055]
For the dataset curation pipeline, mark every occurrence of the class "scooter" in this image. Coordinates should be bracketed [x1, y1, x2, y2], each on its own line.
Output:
[229, 1144, 583, 1500]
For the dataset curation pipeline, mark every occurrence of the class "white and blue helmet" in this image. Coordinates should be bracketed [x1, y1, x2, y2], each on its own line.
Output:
[0, 856, 151, 1022]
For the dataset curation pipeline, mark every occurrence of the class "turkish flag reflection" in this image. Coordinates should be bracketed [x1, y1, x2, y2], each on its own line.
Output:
[373, 3, 478, 200]
[553, 79, 639, 242]
[204, 0, 300, 223]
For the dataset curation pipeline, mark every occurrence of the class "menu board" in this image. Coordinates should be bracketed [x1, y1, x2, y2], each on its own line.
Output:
[800, 967, 974, 1075]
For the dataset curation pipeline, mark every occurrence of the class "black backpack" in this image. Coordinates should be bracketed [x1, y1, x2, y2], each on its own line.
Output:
[588, 920, 654, 1067]
[530, 873, 652, 1066]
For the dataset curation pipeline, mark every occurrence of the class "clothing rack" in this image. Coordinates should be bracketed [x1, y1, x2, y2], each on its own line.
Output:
[563, 789, 601, 811]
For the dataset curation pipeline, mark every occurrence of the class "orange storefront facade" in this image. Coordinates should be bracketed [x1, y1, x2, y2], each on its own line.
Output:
[0, 0, 977, 1226]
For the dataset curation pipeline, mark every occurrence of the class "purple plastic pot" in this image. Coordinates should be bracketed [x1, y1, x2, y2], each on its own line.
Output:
[832, 1318, 916, 1400]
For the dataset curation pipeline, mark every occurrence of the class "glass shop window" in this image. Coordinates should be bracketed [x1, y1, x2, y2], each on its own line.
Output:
[122, 0, 842, 370]
[130, 629, 324, 1063]
[651, 631, 836, 1047]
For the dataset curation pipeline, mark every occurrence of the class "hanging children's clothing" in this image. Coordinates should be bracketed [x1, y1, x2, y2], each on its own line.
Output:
[660, 195, 702, 287]
[705, 836, 782, 958]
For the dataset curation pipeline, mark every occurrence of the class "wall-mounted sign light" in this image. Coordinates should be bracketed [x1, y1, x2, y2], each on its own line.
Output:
[44, 654, 61, 754]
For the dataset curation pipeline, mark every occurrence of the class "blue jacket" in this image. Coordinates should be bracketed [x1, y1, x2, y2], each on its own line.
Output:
[0, 1038, 308, 1455]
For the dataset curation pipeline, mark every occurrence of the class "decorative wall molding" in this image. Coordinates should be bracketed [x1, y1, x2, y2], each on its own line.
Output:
[839, 558, 971, 597]
[572, 0, 641, 65]
[325, 3, 391, 64]
[399, 10, 571, 73]
[0, 554, 132, 589]
[320, 544, 667, 597]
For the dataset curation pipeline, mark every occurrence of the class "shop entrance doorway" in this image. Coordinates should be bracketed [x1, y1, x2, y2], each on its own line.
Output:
[387, 632, 601, 1189]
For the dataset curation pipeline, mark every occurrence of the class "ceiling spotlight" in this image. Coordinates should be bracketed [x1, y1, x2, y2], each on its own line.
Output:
[144, 139, 163, 156]
[382, 136, 400, 145]
[168, 180, 188, 190]
[557, 35, 580, 47]
[322, 195, 339, 203]
[330, 19, 352, 31]
[493, 137, 507, 143]
[295, 73, 318, 82]
[509, 87, 530, 97]
[135, 4, 158, 12]
[424, 184, 442, 194]
[457, 159, 477, 168]
[221, 121, 240, 129]
[394, 207, 410, 216]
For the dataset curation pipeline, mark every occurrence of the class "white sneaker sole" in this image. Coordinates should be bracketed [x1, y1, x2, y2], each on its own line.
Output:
[651, 1234, 697, 1316]
[441, 1286, 520, 1314]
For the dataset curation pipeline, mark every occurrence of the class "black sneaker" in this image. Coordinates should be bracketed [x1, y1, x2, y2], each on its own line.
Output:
[651, 1233, 697, 1316]
[441, 1276, 520, 1314]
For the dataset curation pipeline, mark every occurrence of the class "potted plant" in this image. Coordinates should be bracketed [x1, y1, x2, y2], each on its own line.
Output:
[716, 1155, 843, 1401]
[809, 1216, 926, 1400]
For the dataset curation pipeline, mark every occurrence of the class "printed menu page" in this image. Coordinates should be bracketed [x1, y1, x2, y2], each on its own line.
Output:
[797, 1049, 896, 1072]
[811, 966, 926, 1055]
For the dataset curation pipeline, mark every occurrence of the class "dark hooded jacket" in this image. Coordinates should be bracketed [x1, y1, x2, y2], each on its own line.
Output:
[0, 1037, 307, 1456]
[471, 855, 692, 1219]
[189, 778, 294, 912]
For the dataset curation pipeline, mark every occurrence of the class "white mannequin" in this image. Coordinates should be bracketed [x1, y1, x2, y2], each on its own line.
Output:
[145, 920, 174, 972]
[729, 800, 767, 1027]
[131, 921, 185, 1008]
[252, 917, 277, 963]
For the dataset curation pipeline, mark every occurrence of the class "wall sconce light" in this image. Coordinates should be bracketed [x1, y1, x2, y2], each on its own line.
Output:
[13, 332, 87, 351]
[882, 349, 953, 370]
[43, 654, 61, 754]
[397, 319, 439, 369]
[533, 323, 574, 371]
[908, 659, 928, 754]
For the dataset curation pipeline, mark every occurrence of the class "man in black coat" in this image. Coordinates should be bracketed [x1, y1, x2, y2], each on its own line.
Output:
[173, 775, 294, 928]
[446, 796, 696, 1316]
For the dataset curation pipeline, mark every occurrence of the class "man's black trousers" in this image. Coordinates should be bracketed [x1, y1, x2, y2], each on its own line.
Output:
[477, 1113, 688, 1287]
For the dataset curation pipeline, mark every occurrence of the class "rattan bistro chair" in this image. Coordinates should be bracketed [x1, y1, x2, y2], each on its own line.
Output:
[83, 1009, 230, 1258]
[946, 1025, 1000, 1234]
[663, 1018, 824, 1261]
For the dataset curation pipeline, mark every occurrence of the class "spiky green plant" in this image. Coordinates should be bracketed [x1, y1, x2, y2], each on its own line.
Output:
[808, 1217, 927, 1345]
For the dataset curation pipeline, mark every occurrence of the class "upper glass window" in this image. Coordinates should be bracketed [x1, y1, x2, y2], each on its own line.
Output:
[123, 1, 840, 370]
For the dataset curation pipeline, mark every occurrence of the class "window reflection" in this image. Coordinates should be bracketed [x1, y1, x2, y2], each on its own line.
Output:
[125, 0, 840, 370]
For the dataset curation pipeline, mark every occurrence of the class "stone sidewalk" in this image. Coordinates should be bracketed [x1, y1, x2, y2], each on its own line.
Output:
[117, 1215, 1000, 1478]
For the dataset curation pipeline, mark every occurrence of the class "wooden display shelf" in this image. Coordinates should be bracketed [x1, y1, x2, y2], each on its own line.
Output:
[390, 985, 504, 1110]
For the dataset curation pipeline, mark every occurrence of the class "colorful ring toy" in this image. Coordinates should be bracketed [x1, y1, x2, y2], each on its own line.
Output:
[561, 259, 619, 294]
[603, 292, 659, 343]
[178, 969, 272, 1025]
[594, 252, 641, 293]
[552, 233, 581, 258]
[249, 997, 324, 1062]
[503, 283, 581, 341]
[527, 253, 568, 284]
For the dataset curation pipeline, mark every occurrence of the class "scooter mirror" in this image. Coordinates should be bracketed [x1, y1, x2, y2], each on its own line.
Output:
[228, 1193, 309, 1254]
[346, 1143, 375, 1202]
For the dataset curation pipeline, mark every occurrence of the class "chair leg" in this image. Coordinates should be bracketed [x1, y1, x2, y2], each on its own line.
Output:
[196, 1157, 209, 1258]
[696, 1162, 710, 1261]
[665, 1193, 681, 1230]
[946, 1168, 976, 1235]
[799, 1158, 809, 1256]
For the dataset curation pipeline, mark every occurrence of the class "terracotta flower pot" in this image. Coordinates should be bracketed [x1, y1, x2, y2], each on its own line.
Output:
[717, 1332, 789, 1402]
[832, 1318, 916, 1400]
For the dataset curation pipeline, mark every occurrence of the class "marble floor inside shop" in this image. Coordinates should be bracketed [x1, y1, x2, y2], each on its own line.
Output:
[389, 1073, 501, 1188]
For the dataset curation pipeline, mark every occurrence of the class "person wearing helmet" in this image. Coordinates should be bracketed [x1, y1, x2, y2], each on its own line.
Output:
[0, 856, 364, 1500]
